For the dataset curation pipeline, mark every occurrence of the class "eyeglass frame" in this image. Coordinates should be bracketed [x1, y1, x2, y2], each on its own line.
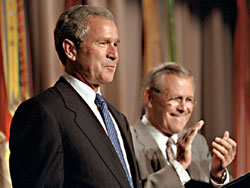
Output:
[150, 87, 197, 108]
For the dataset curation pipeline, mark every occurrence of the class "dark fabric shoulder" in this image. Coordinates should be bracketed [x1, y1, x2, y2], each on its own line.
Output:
[20, 77, 69, 110]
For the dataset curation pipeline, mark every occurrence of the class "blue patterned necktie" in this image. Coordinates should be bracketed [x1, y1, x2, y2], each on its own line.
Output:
[95, 93, 134, 188]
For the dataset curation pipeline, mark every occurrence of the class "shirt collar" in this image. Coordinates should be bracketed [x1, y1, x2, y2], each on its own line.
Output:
[62, 72, 101, 106]
[141, 115, 178, 144]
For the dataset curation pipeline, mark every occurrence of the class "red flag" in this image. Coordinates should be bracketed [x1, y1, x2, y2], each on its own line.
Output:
[233, 0, 250, 178]
[0, 0, 33, 186]
[0, 36, 12, 142]
[0, 15, 12, 188]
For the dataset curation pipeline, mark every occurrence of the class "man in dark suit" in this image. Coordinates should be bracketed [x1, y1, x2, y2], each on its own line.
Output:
[9, 5, 141, 188]
[130, 62, 237, 188]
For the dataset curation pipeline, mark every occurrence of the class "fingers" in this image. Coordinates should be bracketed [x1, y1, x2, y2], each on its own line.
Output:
[192, 120, 204, 130]
[186, 120, 204, 143]
[212, 147, 225, 162]
[179, 120, 204, 145]
[176, 120, 204, 169]
[188, 120, 204, 135]
[212, 140, 227, 161]
[212, 131, 237, 168]
[213, 132, 237, 154]
[223, 131, 229, 139]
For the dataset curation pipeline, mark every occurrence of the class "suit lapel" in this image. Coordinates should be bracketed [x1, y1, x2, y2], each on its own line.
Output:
[55, 77, 130, 187]
[133, 120, 167, 171]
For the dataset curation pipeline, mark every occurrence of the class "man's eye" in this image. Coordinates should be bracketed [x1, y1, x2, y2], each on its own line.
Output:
[186, 98, 194, 103]
[168, 96, 179, 101]
[176, 97, 183, 102]
[99, 42, 106, 46]
[114, 42, 119, 47]
[168, 96, 183, 104]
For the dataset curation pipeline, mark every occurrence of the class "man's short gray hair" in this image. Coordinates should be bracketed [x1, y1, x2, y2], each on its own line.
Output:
[54, 5, 116, 65]
[143, 62, 194, 92]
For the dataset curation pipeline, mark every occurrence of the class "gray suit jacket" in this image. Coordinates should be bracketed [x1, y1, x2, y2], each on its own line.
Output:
[10, 77, 141, 188]
[130, 120, 212, 188]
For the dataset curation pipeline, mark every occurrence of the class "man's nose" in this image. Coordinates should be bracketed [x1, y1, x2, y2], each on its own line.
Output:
[107, 45, 118, 60]
[176, 100, 189, 113]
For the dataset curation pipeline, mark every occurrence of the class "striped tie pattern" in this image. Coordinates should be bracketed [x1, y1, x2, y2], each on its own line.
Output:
[95, 93, 134, 188]
[166, 137, 175, 163]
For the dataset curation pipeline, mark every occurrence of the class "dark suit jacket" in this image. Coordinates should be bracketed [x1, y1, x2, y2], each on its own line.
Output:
[9, 77, 141, 188]
[130, 120, 213, 188]
[222, 172, 250, 188]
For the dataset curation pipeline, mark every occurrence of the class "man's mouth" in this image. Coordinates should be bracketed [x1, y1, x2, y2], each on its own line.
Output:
[170, 113, 188, 117]
[105, 65, 116, 71]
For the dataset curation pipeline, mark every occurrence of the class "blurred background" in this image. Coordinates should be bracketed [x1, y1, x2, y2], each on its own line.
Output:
[0, 0, 249, 187]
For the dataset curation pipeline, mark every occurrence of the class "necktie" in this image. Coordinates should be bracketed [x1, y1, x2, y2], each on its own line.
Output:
[95, 93, 134, 188]
[166, 137, 175, 163]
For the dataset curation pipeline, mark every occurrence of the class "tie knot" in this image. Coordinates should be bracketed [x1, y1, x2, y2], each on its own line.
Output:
[95, 93, 105, 106]
[167, 137, 175, 147]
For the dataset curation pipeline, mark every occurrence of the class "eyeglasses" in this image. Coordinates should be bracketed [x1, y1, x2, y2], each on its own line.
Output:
[151, 87, 196, 108]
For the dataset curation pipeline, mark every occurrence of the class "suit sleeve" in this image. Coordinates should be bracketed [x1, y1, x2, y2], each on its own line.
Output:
[144, 165, 184, 188]
[188, 133, 211, 183]
[9, 98, 64, 188]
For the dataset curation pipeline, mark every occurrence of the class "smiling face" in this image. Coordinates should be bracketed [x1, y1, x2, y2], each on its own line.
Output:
[145, 74, 194, 136]
[66, 16, 120, 91]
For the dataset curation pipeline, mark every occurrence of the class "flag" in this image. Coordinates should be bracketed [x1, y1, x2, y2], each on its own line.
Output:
[0, 23, 12, 188]
[0, 0, 33, 187]
[141, 0, 177, 78]
[232, 0, 250, 178]
[165, 0, 177, 62]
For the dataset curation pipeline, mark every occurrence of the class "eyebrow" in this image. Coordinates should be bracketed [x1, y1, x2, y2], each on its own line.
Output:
[96, 37, 120, 43]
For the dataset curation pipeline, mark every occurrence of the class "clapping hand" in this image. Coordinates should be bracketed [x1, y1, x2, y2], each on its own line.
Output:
[176, 120, 204, 169]
[210, 131, 237, 181]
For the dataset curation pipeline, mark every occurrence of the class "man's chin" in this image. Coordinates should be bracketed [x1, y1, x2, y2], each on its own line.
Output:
[100, 77, 114, 84]
[171, 116, 187, 123]
[170, 121, 187, 132]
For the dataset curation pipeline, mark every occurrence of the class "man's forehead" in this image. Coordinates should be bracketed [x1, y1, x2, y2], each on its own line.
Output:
[85, 17, 119, 41]
[161, 75, 194, 91]
[162, 74, 192, 84]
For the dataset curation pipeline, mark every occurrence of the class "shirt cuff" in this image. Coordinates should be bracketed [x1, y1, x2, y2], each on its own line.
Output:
[211, 169, 230, 187]
[172, 160, 191, 185]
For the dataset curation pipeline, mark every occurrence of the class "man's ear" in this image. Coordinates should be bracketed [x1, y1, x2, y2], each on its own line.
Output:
[62, 39, 77, 61]
[144, 88, 153, 108]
